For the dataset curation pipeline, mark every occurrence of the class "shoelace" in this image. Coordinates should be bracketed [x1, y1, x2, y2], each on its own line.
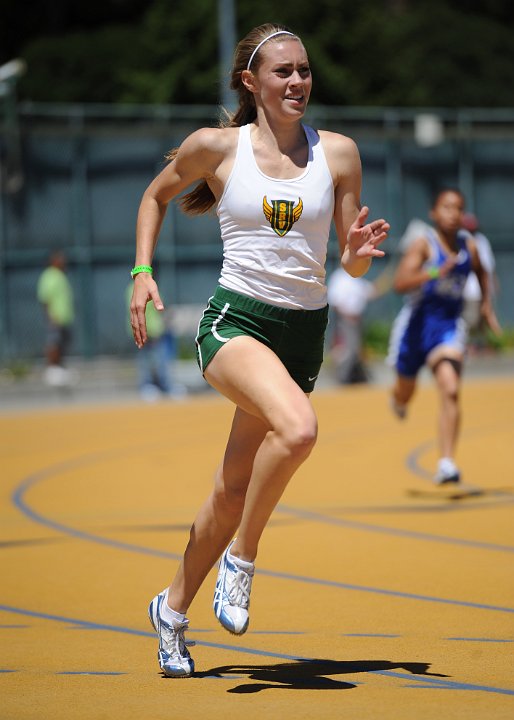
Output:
[162, 623, 195, 658]
[227, 568, 252, 608]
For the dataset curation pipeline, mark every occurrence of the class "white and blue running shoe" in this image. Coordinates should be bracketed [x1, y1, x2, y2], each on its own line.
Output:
[434, 458, 461, 485]
[213, 541, 254, 635]
[148, 589, 195, 678]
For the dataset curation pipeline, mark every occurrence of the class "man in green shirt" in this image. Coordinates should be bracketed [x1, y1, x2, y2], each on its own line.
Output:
[37, 251, 75, 386]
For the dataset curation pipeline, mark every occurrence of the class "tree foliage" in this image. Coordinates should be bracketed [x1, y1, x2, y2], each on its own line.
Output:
[2, 0, 514, 107]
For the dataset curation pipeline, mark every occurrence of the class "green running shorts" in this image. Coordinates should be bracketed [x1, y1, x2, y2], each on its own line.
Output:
[195, 286, 328, 393]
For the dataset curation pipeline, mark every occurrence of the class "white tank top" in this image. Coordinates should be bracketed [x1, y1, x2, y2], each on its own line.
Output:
[217, 123, 334, 310]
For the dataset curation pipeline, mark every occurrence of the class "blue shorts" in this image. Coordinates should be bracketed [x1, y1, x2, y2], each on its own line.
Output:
[387, 305, 467, 378]
[195, 286, 329, 393]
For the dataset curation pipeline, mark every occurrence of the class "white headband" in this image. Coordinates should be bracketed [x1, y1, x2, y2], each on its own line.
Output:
[246, 31, 296, 71]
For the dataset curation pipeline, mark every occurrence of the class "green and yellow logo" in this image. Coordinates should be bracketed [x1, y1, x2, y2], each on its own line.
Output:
[263, 196, 303, 237]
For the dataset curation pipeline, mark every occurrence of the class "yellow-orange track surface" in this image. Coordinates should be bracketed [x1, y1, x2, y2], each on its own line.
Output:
[2, 377, 513, 718]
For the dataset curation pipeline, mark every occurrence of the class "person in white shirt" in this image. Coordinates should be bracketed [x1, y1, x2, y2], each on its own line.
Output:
[461, 213, 499, 348]
[327, 268, 377, 383]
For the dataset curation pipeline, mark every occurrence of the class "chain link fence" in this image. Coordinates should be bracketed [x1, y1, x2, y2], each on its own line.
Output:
[1, 102, 513, 363]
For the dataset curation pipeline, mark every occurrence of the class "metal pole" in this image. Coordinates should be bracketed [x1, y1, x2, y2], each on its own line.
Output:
[70, 108, 95, 358]
[384, 110, 403, 241]
[0, 61, 26, 362]
[457, 111, 475, 210]
[217, 0, 236, 111]
[0, 95, 7, 363]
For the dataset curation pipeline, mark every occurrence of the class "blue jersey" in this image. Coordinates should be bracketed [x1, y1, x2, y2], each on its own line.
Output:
[387, 229, 472, 377]
[409, 228, 472, 320]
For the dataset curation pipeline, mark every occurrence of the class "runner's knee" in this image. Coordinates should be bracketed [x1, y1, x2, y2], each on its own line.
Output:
[275, 409, 318, 459]
[433, 358, 461, 401]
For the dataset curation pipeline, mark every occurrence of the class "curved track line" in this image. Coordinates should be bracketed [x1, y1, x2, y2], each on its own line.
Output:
[13, 447, 514, 554]
[406, 438, 441, 481]
[10, 457, 514, 615]
[277, 504, 514, 553]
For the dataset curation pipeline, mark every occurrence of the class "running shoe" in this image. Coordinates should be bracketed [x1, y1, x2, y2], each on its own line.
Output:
[390, 395, 407, 420]
[213, 541, 254, 635]
[148, 589, 195, 678]
[434, 458, 461, 485]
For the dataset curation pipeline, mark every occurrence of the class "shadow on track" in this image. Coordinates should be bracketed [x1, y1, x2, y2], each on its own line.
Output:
[191, 658, 448, 693]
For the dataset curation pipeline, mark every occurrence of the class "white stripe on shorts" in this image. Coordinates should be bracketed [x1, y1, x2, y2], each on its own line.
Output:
[195, 300, 231, 374]
[211, 302, 231, 343]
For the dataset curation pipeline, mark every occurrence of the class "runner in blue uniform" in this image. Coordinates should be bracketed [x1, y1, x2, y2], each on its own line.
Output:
[387, 188, 501, 484]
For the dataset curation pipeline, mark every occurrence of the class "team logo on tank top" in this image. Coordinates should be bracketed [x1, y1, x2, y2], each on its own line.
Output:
[262, 196, 303, 237]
